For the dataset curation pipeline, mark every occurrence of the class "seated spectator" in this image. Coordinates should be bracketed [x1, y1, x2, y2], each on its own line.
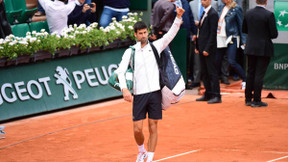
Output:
[99, 0, 130, 28]
[0, 0, 12, 38]
[68, 0, 96, 26]
[38, 0, 76, 35]
[35, 0, 91, 17]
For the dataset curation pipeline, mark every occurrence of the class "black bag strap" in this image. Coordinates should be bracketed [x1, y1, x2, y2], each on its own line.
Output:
[149, 43, 162, 69]
[150, 43, 166, 88]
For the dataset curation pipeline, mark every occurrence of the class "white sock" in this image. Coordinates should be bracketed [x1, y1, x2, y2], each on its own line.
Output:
[147, 152, 154, 161]
[138, 144, 146, 153]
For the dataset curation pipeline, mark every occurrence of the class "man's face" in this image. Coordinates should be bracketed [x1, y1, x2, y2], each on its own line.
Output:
[134, 28, 148, 44]
[201, 0, 211, 8]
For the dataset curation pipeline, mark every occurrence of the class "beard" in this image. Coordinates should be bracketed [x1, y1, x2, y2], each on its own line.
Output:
[139, 38, 148, 45]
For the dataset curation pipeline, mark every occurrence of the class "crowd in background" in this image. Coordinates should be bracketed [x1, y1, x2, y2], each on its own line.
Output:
[0, 0, 277, 103]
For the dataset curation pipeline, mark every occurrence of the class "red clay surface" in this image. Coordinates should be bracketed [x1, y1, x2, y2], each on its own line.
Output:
[0, 86, 288, 162]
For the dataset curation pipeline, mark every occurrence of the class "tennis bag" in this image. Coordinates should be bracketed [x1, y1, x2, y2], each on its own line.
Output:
[108, 46, 135, 92]
[150, 43, 185, 110]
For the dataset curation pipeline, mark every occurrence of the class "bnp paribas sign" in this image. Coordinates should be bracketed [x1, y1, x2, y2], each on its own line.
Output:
[274, 1, 288, 31]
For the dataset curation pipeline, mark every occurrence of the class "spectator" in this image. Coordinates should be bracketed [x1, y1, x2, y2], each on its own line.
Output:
[150, 0, 176, 40]
[188, 0, 218, 88]
[195, 0, 221, 104]
[68, 0, 96, 26]
[178, 0, 197, 88]
[0, 0, 12, 39]
[99, 0, 130, 28]
[38, 0, 76, 35]
[215, 0, 246, 89]
[35, 0, 91, 17]
[242, 0, 278, 107]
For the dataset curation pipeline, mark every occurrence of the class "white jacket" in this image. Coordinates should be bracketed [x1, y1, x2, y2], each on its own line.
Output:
[116, 17, 182, 95]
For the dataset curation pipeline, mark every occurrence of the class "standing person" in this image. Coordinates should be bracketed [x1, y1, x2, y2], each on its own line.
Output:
[0, 0, 12, 39]
[195, 0, 221, 104]
[150, 0, 176, 40]
[115, 7, 185, 162]
[215, 0, 246, 89]
[99, 0, 130, 28]
[68, 0, 97, 26]
[179, 0, 197, 88]
[242, 0, 278, 107]
[188, 0, 218, 88]
[38, 0, 76, 35]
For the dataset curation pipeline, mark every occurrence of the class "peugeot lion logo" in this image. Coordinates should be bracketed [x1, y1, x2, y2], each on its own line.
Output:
[54, 66, 78, 101]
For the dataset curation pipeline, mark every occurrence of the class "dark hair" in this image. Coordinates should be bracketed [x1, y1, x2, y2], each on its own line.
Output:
[133, 21, 147, 33]
[256, 0, 267, 5]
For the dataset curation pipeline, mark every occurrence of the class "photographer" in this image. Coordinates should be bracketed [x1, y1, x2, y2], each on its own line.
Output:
[68, 0, 97, 26]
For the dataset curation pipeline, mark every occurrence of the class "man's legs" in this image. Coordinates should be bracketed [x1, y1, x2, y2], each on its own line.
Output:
[134, 120, 144, 146]
[253, 56, 270, 102]
[134, 120, 147, 162]
[147, 119, 158, 152]
[245, 55, 256, 103]
[206, 52, 221, 103]
[147, 119, 158, 162]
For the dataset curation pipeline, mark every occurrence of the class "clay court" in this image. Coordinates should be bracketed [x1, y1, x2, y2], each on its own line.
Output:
[0, 82, 288, 162]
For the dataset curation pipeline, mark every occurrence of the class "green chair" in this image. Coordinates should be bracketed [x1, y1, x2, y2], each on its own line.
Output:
[29, 21, 50, 33]
[11, 23, 31, 37]
[4, 0, 23, 24]
[12, 0, 37, 23]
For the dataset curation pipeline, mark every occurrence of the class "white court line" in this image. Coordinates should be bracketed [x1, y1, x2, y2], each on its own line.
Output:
[153, 149, 201, 162]
[267, 155, 288, 162]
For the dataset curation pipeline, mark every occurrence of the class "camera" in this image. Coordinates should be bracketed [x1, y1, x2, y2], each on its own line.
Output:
[88, 4, 94, 8]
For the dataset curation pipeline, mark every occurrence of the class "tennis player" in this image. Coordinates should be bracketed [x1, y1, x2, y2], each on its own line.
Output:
[116, 6, 185, 162]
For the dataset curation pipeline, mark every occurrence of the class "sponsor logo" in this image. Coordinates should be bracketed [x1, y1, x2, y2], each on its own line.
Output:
[168, 50, 180, 75]
[54, 66, 78, 101]
[274, 63, 288, 70]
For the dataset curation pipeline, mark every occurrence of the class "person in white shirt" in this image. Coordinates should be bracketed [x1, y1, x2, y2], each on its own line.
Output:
[38, 0, 76, 35]
[115, 6, 185, 162]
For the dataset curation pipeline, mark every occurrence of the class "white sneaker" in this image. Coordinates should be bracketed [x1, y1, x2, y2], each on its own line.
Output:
[0, 126, 5, 135]
[241, 82, 246, 90]
[136, 151, 147, 162]
[0, 126, 5, 139]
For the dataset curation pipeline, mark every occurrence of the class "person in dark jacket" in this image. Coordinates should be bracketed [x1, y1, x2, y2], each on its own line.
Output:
[68, 0, 96, 26]
[0, 0, 12, 39]
[179, 0, 197, 89]
[99, 0, 130, 27]
[195, 0, 221, 104]
[242, 0, 278, 107]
